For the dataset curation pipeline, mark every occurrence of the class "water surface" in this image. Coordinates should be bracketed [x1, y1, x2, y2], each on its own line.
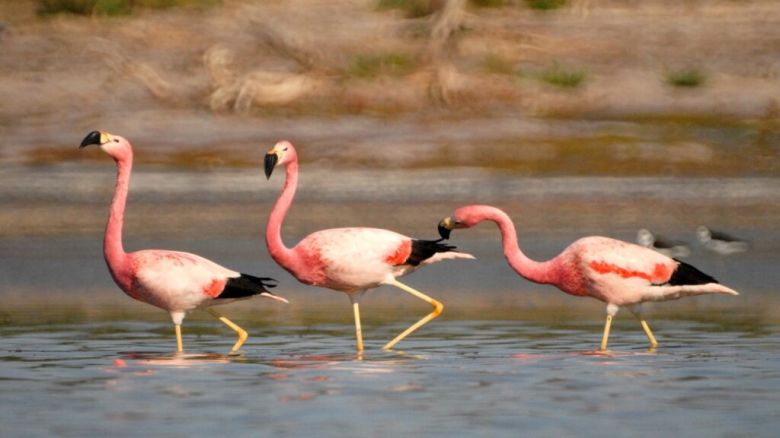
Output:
[2, 168, 779, 437]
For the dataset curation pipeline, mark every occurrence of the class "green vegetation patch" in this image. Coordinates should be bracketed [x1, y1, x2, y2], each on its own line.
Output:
[666, 68, 707, 88]
[376, 0, 436, 18]
[38, 0, 220, 16]
[525, 0, 567, 11]
[481, 54, 516, 75]
[377, 0, 507, 17]
[540, 65, 586, 88]
[470, 0, 507, 8]
[347, 53, 417, 79]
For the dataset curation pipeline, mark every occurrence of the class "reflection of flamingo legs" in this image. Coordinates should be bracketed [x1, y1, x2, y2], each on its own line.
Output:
[264, 141, 473, 352]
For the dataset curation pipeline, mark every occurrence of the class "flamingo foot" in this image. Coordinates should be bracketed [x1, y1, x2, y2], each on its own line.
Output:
[640, 319, 659, 349]
[208, 308, 249, 354]
[382, 279, 443, 351]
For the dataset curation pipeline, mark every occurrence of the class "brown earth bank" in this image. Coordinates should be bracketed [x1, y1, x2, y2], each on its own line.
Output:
[1, 0, 779, 173]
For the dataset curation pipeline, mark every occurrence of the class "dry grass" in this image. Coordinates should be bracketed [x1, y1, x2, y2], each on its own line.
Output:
[1, 0, 779, 170]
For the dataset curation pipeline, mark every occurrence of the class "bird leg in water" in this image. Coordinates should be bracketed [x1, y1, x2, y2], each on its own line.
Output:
[628, 305, 659, 349]
[640, 319, 659, 349]
[600, 315, 613, 352]
[175, 324, 183, 353]
[208, 308, 248, 354]
[600, 304, 620, 352]
[383, 280, 444, 350]
[352, 301, 364, 353]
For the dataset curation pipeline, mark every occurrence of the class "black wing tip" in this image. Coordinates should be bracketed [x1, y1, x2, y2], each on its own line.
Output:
[405, 238, 459, 266]
[417, 238, 458, 251]
[257, 277, 278, 288]
[216, 274, 279, 299]
[668, 259, 719, 286]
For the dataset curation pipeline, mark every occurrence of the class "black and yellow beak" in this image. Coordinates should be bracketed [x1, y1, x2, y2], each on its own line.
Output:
[438, 217, 458, 240]
[264, 150, 279, 179]
[79, 131, 109, 148]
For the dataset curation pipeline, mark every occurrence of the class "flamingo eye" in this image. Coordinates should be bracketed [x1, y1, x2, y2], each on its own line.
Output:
[283, 147, 288, 151]
[113, 139, 119, 143]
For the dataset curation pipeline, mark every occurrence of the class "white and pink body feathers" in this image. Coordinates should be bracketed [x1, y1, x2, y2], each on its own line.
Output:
[545, 236, 737, 307]
[279, 227, 470, 293]
[439, 205, 738, 350]
[80, 131, 285, 353]
[264, 140, 473, 351]
[117, 249, 279, 325]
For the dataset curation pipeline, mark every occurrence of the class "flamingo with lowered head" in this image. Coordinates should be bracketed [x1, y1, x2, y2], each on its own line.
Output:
[263, 141, 474, 352]
[438, 205, 738, 351]
[80, 131, 288, 354]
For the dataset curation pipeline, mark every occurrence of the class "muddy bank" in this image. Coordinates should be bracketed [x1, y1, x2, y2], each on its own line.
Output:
[1, 1, 779, 173]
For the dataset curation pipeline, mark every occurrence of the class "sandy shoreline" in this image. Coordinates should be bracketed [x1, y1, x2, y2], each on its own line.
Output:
[3, 163, 779, 237]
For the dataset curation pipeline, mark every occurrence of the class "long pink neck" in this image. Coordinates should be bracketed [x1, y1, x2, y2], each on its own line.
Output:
[482, 207, 559, 285]
[104, 153, 133, 291]
[266, 160, 297, 268]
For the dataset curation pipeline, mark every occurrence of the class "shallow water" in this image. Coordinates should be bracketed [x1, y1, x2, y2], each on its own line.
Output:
[1, 318, 779, 437]
[2, 231, 780, 437]
[2, 166, 780, 436]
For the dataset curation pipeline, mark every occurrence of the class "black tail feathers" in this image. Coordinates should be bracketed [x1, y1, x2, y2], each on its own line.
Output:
[405, 238, 459, 266]
[667, 259, 718, 286]
[216, 273, 278, 300]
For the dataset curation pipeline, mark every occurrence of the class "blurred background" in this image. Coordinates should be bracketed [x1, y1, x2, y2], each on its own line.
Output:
[1, 0, 779, 323]
[1, 4, 780, 436]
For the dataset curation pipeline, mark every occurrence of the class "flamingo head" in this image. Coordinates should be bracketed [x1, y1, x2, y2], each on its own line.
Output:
[438, 209, 475, 239]
[264, 140, 296, 179]
[79, 131, 131, 161]
[438, 205, 505, 239]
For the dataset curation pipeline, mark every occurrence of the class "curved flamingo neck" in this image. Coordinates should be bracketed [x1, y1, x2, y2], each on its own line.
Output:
[105, 151, 132, 290]
[266, 159, 297, 268]
[478, 207, 558, 285]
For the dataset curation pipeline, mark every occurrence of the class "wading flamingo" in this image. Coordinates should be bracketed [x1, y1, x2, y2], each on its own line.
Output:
[438, 205, 738, 351]
[263, 141, 474, 352]
[80, 131, 287, 354]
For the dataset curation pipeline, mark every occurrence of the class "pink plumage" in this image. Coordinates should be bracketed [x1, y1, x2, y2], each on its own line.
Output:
[438, 205, 738, 351]
[80, 131, 287, 354]
[264, 140, 474, 352]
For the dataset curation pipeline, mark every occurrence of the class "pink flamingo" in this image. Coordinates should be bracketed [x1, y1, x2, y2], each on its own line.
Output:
[263, 141, 474, 352]
[438, 205, 738, 351]
[80, 131, 288, 354]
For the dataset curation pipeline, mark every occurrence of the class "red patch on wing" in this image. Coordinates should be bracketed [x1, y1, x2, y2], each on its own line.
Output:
[589, 261, 670, 283]
[203, 278, 225, 298]
[385, 240, 412, 265]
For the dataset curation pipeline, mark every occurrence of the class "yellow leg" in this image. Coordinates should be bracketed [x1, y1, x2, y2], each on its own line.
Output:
[382, 280, 443, 351]
[640, 319, 659, 349]
[208, 308, 248, 354]
[353, 301, 364, 353]
[599, 314, 613, 352]
[175, 324, 183, 353]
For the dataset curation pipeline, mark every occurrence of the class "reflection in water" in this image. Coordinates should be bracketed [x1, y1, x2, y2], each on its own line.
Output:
[0, 318, 778, 436]
[115, 352, 231, 367]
